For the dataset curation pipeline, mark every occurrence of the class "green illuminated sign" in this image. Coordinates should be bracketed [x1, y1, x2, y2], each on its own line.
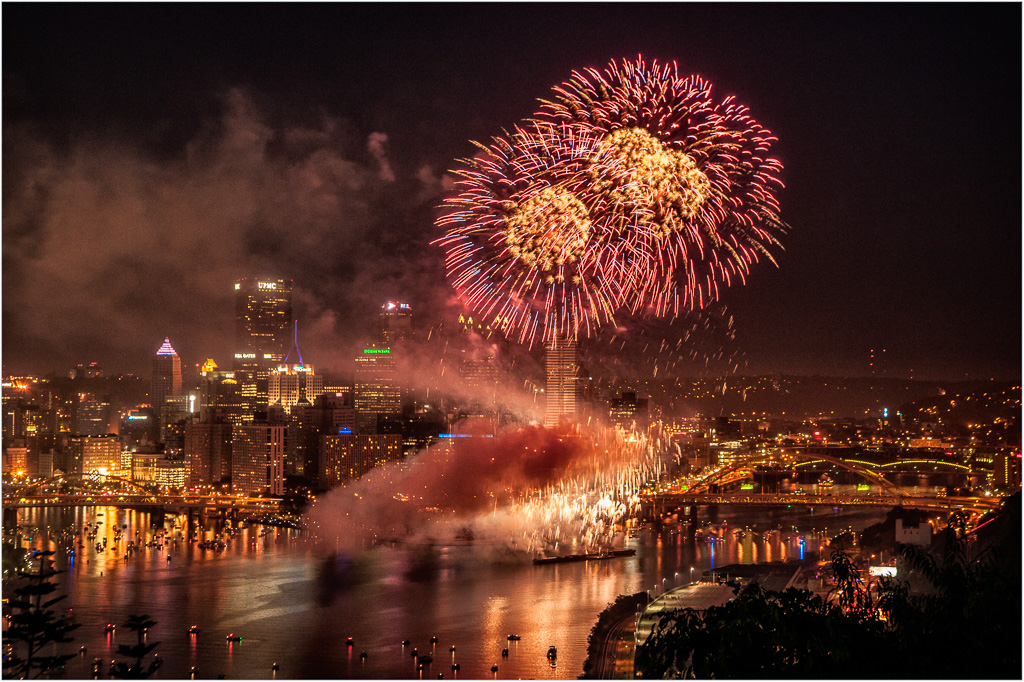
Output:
[363, 349, 391, 354]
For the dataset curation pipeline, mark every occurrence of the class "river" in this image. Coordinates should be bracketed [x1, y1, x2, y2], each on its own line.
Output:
[8, 503, 894, 679]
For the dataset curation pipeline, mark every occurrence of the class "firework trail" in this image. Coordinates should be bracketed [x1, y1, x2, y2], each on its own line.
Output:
[308, 422, 665, 557]
[435, 124, 626, 347]
[536, 56, 788, 318]
[435, 56, 787, 344]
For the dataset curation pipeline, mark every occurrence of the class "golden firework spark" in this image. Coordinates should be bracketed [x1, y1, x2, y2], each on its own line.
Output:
[589, 127, 711, 238]
[504, 185, 592, 281]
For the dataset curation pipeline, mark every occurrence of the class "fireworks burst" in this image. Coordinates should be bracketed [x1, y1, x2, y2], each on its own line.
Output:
[536, 56, 787, 317]
[309, 423, 666, 557]
[436, 56, 787, 343]
[435, 125, 625, 346]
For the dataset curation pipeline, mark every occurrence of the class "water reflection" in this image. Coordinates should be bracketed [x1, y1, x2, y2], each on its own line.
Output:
[8, 504, 889, 679]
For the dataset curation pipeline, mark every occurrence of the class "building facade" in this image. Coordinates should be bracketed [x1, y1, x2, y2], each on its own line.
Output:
[233, 278, 293, 419]
[231, 423, 286, 496]
[151, 338, 183, 414]
[320, 433, 402, 489]
[544, 334, 577, 428]
[354, 347, 402, 433]
[69, 434, 122, 476]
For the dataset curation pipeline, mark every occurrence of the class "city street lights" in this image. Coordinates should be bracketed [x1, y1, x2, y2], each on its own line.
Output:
[690, 567, 694, 585]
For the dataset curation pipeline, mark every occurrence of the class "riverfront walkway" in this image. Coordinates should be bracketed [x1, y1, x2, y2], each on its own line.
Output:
[598, 562, 809, 678]
[634, 583, 737, 650]
[592, 583, 736, 678]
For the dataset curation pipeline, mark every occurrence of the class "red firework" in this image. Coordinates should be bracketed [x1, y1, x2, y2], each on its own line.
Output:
[435, 56, 787, 345]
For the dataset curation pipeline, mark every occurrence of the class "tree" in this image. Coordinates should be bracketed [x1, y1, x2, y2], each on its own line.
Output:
[635, 494, 1021, 678]
[109, 614, 162, 679]
[2, 550, 81, 679]
[635, 580, 893, 678]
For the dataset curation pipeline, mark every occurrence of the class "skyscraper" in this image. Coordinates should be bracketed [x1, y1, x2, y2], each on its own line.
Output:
[233, 278, 293, 418]
[151, 337, 183, 418]
[354, 347, 401, 433]
[231, 423, 286, 496]
[234, 278, 293, 370]
[544, 334, 577, 428]
[379, 301, 412, 346]
[268, 322, 324, 413]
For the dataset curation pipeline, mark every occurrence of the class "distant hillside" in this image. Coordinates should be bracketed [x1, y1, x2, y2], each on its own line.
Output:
[599, 375, 1019, 421]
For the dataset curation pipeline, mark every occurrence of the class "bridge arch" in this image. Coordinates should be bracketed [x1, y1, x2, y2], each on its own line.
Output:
[21, 472, 153, 497]
[686, 452, 909, 496]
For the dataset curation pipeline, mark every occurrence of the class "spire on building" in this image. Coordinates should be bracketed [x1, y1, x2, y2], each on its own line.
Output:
[282, 321, 305, 367]
[156, 338, 178, 356]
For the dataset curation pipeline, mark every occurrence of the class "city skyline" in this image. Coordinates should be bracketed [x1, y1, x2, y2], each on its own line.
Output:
[3, 3, 1020, 382]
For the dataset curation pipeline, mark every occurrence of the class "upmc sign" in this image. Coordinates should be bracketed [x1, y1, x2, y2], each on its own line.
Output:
[258, 281, 277, 290]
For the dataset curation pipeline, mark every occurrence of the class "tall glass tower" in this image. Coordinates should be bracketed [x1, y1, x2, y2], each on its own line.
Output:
[151, 337, 183, 408]
[233, 278, 293, 419]
[233, 278, 293, 371]
[544, 334, 577, 428]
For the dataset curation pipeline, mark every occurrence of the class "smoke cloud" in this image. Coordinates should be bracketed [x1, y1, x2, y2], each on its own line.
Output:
[307, 420, 657, 564]
[2, 87, 449, 376]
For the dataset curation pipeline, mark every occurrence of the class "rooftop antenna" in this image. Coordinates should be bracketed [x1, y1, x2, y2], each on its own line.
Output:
[282, 321, 304, 366]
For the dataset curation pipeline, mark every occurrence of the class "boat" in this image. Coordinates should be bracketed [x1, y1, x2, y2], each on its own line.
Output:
[226, 634, 241, 642]
[188, 625, 199, 634]
[491, 664, 499, 672]
[501, 648, 509, 657]
[103, 624, 116, 633]
[533, 547, 635, 564]
[506, 634, 521, 641]
[346, 637, 354, 646]
[419, 655, 433, 664]
[547, 646, 557, 659]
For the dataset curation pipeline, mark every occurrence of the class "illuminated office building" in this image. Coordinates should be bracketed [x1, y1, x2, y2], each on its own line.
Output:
[354, 347, 402, 433]
[320, 433, 401, 488]
[197, 360, 248, 427]
[544, 334, 577, 428]
[76, 395, 111, 436]
[379, 301, 413, 345]
[233, 278, 293, 418]
[231, 423, 286, 496]
[233, 278, 293, 371]
[185, 421, 232, 487]
[151, 337, 183, 413]
[268, 322, 324, 413]
[69, 434, 121, 476]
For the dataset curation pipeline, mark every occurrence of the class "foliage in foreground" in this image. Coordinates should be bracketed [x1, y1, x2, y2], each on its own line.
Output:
[635, 494, 1021, 678]
[109, 614, 162, 679]
[579, 591, 648, 678]
[2, 550, 81, 679]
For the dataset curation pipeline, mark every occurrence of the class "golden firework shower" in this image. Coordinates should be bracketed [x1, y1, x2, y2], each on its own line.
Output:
[504, 185, 592, 280]
[589, 127, 711, 238]
[435, 56, 788, 344]
[435, 124, 622, 346]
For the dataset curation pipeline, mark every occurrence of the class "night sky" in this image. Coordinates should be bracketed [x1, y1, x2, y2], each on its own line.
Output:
[3, 3, 1021, 382]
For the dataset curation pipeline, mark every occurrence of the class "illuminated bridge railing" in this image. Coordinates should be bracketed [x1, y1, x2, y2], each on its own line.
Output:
[646, 491, 1000, 512]
[2, 494, 280, 512]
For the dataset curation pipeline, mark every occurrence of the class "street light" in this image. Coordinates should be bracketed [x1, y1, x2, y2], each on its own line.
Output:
[690, 567, 695, 585]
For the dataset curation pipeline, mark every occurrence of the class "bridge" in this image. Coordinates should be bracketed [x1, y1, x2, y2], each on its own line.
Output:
[644, 451, 1000, 515]
[647, 491, 999, 514]
[2, 473, 280, 514]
